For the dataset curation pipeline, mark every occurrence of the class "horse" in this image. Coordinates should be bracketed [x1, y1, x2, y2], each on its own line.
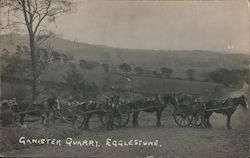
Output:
[77, 99, 114, 130]
[204, 95, 248, 130]
[129, 94, 178, 127]
[176, 93, 194, 105]
[9, 96, 60, 126]
[10, 100, 45, 126]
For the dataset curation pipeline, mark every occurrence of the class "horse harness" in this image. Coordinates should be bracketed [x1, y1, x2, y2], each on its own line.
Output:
[205, 98, 236, 112]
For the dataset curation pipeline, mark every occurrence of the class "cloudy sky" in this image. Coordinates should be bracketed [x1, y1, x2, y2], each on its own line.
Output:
[54, 0, 249, 54]
[2, 0, 248, 54]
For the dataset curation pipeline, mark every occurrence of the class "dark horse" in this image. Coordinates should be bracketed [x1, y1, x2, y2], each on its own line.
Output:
[129, 94, 178, 127]
[78, 99, 114, 130]
[204, 95, 248, 130]
[11, 100, 45, 126]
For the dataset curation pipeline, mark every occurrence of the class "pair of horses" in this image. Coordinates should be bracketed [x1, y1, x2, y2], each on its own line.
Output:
[76, 94, 178, 130]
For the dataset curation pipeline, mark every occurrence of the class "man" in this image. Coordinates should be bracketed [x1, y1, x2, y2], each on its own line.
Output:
[46, 96, 60, 124]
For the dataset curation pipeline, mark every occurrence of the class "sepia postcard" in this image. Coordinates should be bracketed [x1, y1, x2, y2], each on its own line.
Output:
[0, 0, 249, 157]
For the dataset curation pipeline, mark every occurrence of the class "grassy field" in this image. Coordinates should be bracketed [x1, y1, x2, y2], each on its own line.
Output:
[40, 63, 224, 94]
[132, 76, 224, 98]
[1, 70, 224, 101]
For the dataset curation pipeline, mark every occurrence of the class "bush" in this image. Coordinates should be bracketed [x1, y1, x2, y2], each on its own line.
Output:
[209, 68, 249, 86]
[79, 59, 100, 70]
[160, 67, 173, 78]
[119, 63, 132, 72]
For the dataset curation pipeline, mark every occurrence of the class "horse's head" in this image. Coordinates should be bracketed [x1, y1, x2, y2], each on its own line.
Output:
[238, 95, 248, 110]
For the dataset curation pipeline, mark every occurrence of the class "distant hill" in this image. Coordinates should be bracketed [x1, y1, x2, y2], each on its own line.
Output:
[1, 34, 248, 99]
[0, 34, 249, 71]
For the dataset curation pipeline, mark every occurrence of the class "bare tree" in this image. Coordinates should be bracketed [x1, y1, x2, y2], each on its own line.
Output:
[1, 0, 74, 101]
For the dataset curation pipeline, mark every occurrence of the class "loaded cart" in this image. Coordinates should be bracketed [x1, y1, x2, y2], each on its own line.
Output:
[172, 97, 206, 127]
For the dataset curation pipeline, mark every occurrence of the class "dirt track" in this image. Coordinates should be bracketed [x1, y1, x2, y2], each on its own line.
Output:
[1, 84, 249, 158]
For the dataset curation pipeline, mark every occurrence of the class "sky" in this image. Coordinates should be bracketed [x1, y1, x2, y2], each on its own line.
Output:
[2, 0, 249, 54]
[53, 0, 249, 54]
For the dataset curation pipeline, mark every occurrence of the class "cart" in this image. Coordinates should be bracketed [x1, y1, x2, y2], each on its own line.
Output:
[6, 100, 75, 125]
[70, 99, 130, 129]
[172, 97, 206, 127]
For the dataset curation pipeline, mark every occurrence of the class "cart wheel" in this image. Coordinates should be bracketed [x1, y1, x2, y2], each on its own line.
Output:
[112, 112, 122, 128]
[173, 109, 190, 127]
[112, 109, 130, 128]
[188, 113, 202, 127]
[119, 113, 130, 127]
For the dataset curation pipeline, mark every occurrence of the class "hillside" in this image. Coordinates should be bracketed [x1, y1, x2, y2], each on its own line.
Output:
[0, 34, 249, 71]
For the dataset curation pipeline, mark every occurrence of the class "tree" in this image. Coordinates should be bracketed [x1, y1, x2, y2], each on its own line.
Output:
[160, 67, 173, 78]
[134, 66, 143, 75]
[79, 59, 99, 70]
[1, 46, 59, 100]
[1, 0, 74, 101]
[1, 45, 60, 77]
[186, 69, 195, 80]
[1, 44, 67, 100]
[119, 63, 132, 72]
[209, 68, 238, 86]
[1, 48, 29, 78]
[51, 50, 61, 62]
